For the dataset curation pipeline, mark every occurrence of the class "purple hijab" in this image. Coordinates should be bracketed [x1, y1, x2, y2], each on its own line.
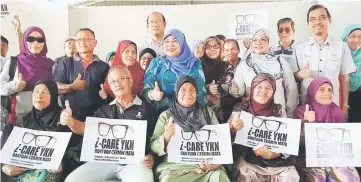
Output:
[294, 77, 346, 123]
[18, 26, 54, 91]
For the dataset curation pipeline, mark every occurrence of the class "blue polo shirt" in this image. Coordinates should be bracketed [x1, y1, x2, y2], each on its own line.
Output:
[53, 53, 109, 120]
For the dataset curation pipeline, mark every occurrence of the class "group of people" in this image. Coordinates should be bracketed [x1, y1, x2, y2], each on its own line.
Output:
[0, 3, 360, 182]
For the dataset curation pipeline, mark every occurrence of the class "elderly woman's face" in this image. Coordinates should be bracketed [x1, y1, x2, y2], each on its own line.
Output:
[26, 31, 45, 55]
[253, 80, 274, 104]
[251, 34, 269, 54]
[140, 53, 153, 70]
[194, 43, 204, 58]
[177, 82, 197, 107]
[315, 83, 333, 105]
[122, 45, 137, 66]
[205, 39, 221, 59]
[164, 36, 181, 58]
[347, 29, 361, 51]
[32, 84, 51, 111]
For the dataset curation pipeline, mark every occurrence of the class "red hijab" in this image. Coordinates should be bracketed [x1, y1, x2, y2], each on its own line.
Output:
[103, 40, 144, 97]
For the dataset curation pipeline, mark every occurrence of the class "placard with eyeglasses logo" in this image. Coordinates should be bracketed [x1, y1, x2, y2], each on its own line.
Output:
[0, 127, 72, 170]
[80, 117, 147, 164]
[167, 124, 233, 164]
[228, 10, 268, 40]
[304, 123, 361, 167]
[234, 111, 301, 155]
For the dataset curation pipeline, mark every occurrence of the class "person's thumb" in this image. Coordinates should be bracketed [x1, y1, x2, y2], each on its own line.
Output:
[65, 100, 72, 114]
[232, 80, 238, 88]
[305, 62, 310, 69]
[154, 81, 160, 91]
[169, 117, 174, 124]
[100, 84, 104, 90]
[76, 73, 82, 80]
[305, 104, 310, 112]
[18, 73, 23, 80]
[212, 80, 216, 84]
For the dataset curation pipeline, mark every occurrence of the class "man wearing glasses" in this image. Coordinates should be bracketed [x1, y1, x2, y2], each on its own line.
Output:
[138, 12, 167, 56]
[63, 66, 155, 182]
[293, 4, 356, 117]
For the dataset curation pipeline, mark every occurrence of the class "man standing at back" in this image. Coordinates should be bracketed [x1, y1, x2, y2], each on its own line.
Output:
[53, 28, 109, 121]
[139, 12, 166, 56]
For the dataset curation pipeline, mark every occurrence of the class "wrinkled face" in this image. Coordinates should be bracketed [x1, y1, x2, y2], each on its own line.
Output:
[32, 84, 51, 111]
[65, 40, 76, 55]
[121, 44, 137, 66]
[1, 41, 8, 57]
[278, 22, 294, 44]
[147, 13, 166, 36]
[164, 36, 181, 58]
[308, 8, 331, 35]
[205, 39, 221, 59]
[347, 29, 361, 51]
[140, 53, 153, 70]
[75, 30, 96, 53]
[251, 34, 269, 54]
[315, 83, 333, 105]
[252, 80, 274, 104]
[177, 82, 197, 107]
[194, 43, 204, 58]
[224, 41, 239, 61]
[108, 68, 133, 97]
[26, 31, 45, 55]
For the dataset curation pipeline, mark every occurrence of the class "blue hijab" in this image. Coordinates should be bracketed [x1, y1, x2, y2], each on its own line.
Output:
[106, 51, 116, 64]
[159, 29, 198, 75]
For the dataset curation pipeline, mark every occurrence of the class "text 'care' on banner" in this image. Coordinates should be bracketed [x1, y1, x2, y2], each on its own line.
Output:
[305, 123, 361, 167]
[234, 111, 301, 155]
[81, 117, 147, 164]
[0, 127, 71, 170]
[167, 124, 233, 164]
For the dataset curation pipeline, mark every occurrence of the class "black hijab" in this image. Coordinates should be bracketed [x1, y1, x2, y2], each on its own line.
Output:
[169, 75, 211, 132]
[19, 79, 62, 131]
[139, 48, 157, 59]
[201, 36, 229, 84]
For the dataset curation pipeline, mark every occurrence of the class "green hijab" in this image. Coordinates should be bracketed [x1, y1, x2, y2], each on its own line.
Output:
[341, 24, 361, 92]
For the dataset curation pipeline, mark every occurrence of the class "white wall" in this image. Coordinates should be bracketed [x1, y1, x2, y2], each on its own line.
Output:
[0, 1, 69, 60]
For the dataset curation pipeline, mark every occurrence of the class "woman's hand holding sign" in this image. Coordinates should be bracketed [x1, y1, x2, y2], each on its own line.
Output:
[199, 161, 221, 172]
[164, 117, 175, 146]
[142, 154, 154, 169]
[254, 146, 280, 160]
[303, 104, 315, 122]
[2, 165, 25, 177]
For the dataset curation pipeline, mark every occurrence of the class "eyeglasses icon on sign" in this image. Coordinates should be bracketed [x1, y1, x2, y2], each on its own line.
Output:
[316, 127, 350, 142]
[22, 132, 57, 147]
[252, 116, 287, 132]
[236, 14, 259, 25]
[98, 122, 134, 139]
[181, 129, 217, 142]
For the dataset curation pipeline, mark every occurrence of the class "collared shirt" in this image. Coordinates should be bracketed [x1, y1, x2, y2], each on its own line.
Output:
[138, 38, 164, 56]
[273, 40, 299, 73]
[0, 56, 7, 72]
[294, 36, 356, 105]
[109, 95, 143, 114]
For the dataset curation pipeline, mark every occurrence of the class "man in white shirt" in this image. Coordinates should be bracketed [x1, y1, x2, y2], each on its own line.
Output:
[138, 12, 166, 56]
[0, 35, 9, 71]
[294, 4, 356, 117]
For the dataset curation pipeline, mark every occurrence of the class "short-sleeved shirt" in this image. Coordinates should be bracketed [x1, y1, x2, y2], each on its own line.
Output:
[294, 36, 356, 105]
[273, 40, 299, 73]
[53, 53, 109, 120]
[138, 38, 164, 56]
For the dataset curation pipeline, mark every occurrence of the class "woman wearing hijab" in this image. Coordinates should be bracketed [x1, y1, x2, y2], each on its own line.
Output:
[139, 48, 157, 70]
[0, 26, 54, 123]
[193, 40, 204, 58]
[230, 73, 299, 182]
[102, 40, 144, 98]
[341, 24, 361, 123]
[201, 36, 238, 124]
[143, 29, 206, 113]
[294, 77, 360, 182]
[105, 51, 115, 66]
[233, 28, 298, 118]
[150, 75, 230, 182]
[1, 79, 66, 182]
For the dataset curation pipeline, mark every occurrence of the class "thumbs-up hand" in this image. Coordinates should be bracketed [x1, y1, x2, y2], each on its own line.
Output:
[70, 73, 87, 91]
[230, 112, 244, 133]
[60, 100, 74, 127]
[230, 80, 239, 95]
[99, 84, 107, 100]
[303, 104, 315, 122]
[209, 80, 219, 95]
[299, 63, 312, 79]
[164, 117, 175, 144]
[149, 81, 163, 101]
[15, 73, 26, 91]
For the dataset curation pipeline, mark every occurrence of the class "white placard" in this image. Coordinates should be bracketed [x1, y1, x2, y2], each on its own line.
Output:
[228, 10, 268, 40]
[1, 127, 71, 170]
[234, 111, 301, 155]
[81, 117, 147, 164]
[305, 123, 361, 167]
[167, 124, 233, 164]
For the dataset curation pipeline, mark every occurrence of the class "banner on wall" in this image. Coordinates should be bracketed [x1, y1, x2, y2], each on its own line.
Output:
[305, 123, 361, 167]
[167, 124, 233, 164]
[81, 117, 147, 164]
[228, 10, 268, 40]
[1, 4, 10, 19]
[234, 111, 301, 155]
[0, 127, 72, 170]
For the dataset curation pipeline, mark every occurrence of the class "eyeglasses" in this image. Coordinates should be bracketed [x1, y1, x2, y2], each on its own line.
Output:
[108, 77, 131, 85]
[236, 14, 258, 25]
[26, 36, 45, 43]
[181, 129, 217, 142]
[252, 116, 287, 132]
[98, 122, 133, 139]
[278, 28, 292, 34]
[75, 38, 94, 43]
[308, 16, 328, 23]
[205, 45, 220, 50]
[316, 127, 350, 142]
[22, 132, 57, 147]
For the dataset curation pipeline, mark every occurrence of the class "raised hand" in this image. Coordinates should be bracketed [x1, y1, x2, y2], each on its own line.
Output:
[164, 117, 175, 143]
[230, 80, 239, 95]
[60, 100, 74, 127]
[230, 113, 244, 133]
[11, 15, 21, 34]
[99, 84, 107, 100]
[298, 63, 312, 79]
[70, 73, 86, 91]
[16, 73, 26, 91]
[304, 104, 315, 122]
[149, 81, 163, 101]
[209, 80, 219, 95]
